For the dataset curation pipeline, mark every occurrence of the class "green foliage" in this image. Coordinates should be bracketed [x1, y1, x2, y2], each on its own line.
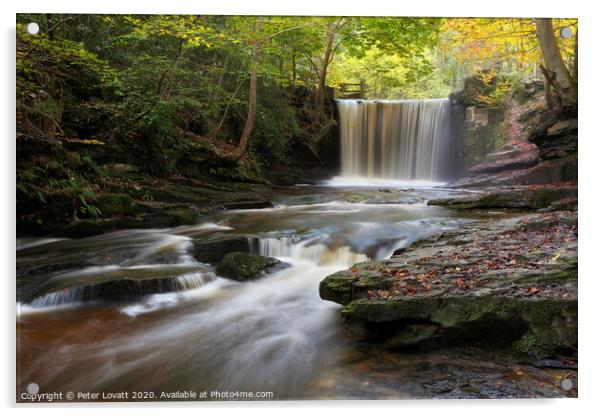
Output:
[17, 14, 566, 193]
[65, 176, 102, 219]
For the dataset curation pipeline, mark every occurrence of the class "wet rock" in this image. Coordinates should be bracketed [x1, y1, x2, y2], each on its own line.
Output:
[427, 185, 577, 211]
[19, 264, 214, 304]
[320, 269, 396, 306]
[164, 207, 201, 225]
[81, 277, 180, 301]
[216, 252, 287, 281]
[220, 200, 274, 210]
[96, 193, 138, 217]
[192, 237, 253, 264]
[56, 214, 188, 238]
[58, 219, 108, 238]
[320, 211, 578, 358]
[392, 247, 407, 256]
[384, 323, 440, 349]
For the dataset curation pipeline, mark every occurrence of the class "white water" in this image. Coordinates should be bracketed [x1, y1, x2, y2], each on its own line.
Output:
[337, 99, 452, 181]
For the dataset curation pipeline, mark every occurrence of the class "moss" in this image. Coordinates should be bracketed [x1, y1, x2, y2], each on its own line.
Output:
[319, 271, 356, 305]
[97, 193, 135, 217]
[341, 295, 576, 359]
[529, 189, 556, 208]
[341, 298, 438, 323]
[385, 324, 440, 348]
[521, 298, 577, 352]
[513, 334, 541, 357]
[430, 296, 518, 327]
[216, 252, 282, 281]
[166, 208, 200, 225]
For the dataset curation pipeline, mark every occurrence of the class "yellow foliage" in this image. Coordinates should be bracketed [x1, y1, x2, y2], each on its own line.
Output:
[441, 18, 577, 75]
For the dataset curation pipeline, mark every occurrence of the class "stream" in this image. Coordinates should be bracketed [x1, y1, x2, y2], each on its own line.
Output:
[16, 183, 569, 400]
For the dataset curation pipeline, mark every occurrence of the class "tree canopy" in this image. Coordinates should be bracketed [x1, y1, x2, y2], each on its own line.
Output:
[16, 14, 578, 220]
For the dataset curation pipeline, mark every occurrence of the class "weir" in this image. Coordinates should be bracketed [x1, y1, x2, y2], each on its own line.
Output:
[336, 99, 455, 181]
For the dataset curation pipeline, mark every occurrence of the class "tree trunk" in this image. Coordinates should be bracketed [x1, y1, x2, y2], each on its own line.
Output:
[535, 18, 576, 109]
[314, 25, 335, 125]
[231, 40, 260, 162]
[573, 29, 578, 82]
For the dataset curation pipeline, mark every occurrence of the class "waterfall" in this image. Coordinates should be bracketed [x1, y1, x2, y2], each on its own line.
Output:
[337, 98, 452, 181]
[256, 236, 368, 266]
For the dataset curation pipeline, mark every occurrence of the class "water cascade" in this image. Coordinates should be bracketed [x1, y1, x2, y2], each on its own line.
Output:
[337, 98, 453, 181]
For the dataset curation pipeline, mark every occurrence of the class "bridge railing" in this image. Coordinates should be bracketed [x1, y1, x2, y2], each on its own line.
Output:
[336, 82, 366, 99]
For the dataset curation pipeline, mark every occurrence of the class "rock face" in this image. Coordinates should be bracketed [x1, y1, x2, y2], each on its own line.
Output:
[216, 252, 287, 281]
[319, 211, 577, 359]
[529, 118, 577, 160]
[428, 184, 577, 211]
[468, 147, 540, 175]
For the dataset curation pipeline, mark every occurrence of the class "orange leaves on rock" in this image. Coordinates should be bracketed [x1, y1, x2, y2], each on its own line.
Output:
[526, 287, 541, 296]
[405, 285, 417, 296]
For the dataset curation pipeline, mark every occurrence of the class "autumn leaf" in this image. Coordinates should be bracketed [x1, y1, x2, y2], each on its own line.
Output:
[526, 287, 540, 296]
[405, 285, 417, 296]
[512, 367, 525, 376]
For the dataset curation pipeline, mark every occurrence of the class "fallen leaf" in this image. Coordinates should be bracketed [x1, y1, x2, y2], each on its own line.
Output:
[526, 287, 541, 296]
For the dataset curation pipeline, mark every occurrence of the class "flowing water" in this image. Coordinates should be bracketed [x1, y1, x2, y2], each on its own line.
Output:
[18, 185, 488, 400]
[337, 99, 453, 181]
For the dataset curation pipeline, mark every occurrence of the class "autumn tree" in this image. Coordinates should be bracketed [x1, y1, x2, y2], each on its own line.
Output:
[535, 18, 577, 111]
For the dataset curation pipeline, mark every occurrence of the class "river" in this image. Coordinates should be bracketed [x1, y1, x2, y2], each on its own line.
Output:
[17, 183, 566, 400]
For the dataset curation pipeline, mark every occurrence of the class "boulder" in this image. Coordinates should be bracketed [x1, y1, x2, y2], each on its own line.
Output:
[193, 237, 254, 264]
[216, 252, 287, 281]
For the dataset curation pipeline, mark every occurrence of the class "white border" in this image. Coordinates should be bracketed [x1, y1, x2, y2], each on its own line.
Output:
[3, 1, 600, 415]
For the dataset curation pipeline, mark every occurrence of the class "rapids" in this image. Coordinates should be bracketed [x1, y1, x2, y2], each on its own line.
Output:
[17, 185, 471, 398]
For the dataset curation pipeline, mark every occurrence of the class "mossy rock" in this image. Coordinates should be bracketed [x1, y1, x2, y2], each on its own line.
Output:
[165, 207, 201, 225]
[97, 193, 136, 217]
[428, 186, 577, 211]
[319, 271, 357, 305]
[384, 323, 440, 349]
[216, 252, 287, 281]
[340, 295, 576, 357]
[193, 237, 254, 264]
